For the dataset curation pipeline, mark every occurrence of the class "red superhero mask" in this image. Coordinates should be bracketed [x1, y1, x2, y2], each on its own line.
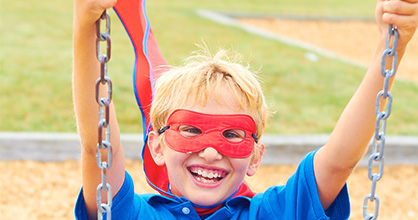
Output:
[158, 109, 258, 158]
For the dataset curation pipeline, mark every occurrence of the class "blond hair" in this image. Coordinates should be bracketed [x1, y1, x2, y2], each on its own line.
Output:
[150, 46, 270, 158]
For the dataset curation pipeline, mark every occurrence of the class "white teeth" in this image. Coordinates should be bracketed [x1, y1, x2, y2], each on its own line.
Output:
[201, 171, 216, 179]
[191, 168, 222, 179]
[196, 177, 216, 184]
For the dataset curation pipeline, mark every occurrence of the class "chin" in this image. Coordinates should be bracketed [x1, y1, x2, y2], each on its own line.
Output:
[186, 188, 232, 207]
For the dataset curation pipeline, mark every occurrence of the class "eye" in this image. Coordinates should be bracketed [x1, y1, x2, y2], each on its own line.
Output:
[178, 125, 202, 137]
[222, 129, 245, 142]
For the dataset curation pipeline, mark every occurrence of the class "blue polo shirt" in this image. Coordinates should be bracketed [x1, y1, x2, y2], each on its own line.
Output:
[75, 150, 350, 219]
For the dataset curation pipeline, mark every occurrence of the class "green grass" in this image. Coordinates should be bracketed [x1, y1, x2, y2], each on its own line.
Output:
[1, 0, 417, 135]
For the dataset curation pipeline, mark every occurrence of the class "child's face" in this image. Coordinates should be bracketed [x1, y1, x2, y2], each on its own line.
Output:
[149, 85, 264, 206]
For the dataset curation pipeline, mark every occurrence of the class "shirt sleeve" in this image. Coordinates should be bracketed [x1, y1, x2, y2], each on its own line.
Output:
[250, 149, 350, 220]
[74, 171, 139, 220]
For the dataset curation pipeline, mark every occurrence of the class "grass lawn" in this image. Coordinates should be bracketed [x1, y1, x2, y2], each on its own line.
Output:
[1, 0, 417, 135]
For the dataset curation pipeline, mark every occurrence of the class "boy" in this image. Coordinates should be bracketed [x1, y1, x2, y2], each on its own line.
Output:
[73, 0, 418, 219]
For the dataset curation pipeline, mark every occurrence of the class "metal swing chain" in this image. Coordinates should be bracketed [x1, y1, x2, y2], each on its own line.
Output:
[363, 24, 398, 220]
[95, 10, 113, 220]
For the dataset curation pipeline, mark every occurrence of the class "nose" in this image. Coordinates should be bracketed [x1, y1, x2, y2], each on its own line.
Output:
[198, 147, 223, 162]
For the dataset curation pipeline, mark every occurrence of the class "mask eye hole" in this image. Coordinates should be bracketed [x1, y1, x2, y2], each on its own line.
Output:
[178, 125, 203, 137]
[222, 129, 246, 142]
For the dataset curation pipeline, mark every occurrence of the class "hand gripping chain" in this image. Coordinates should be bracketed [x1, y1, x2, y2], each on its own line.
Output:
[363, 25, 398, 220]
[95, 10, 113, 220]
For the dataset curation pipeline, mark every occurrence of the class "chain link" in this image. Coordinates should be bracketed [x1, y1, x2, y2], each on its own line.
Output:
[95, 10, 113, 220]
[363, 25, 398, 220]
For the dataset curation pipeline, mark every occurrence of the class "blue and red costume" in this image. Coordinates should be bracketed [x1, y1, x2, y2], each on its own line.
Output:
[74, 0, 350, 219]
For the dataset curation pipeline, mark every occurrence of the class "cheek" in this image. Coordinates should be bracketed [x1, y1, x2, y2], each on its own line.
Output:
[165, 155, 188, 185]
[162, 148, 187, 173]
[231, 159, 252, 176]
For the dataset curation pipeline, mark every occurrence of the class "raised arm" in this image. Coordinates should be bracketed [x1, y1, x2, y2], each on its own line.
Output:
[313, 0, 418, 209]
[73, 0, 125, 219]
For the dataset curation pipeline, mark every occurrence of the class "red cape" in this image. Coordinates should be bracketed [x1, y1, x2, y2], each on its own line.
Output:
[114, 0, 255, 204]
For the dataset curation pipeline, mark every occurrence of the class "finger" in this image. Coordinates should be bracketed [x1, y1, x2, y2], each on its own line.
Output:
[383, 0, 417, 15]
[99, 0, 118, 10]
[397, 0, 417, 3]
[382, 13, 418, 28]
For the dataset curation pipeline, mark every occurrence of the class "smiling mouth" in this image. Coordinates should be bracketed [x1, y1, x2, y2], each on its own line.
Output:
[188, 166, 228, 184]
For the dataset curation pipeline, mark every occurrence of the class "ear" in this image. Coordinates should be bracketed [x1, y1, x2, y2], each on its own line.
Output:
[148, 131, 166, 166]
[246, 143, 265, 176]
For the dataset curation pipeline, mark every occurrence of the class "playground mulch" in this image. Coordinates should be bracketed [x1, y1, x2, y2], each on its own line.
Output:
[1, 160, 417, 220]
